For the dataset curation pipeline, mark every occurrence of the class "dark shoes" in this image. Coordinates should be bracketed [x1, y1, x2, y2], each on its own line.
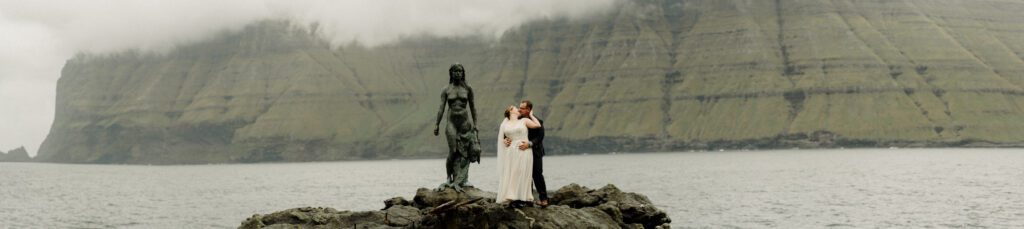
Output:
[535, 199, 549, 208]
[507, 200, 537, 209]
[506, 200, 548, 209]
[506, 200, 526, 209]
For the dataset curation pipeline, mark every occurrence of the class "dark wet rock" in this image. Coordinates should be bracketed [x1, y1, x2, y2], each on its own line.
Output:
[240, 183, 672, 228]
[552, 183, 603, 207]
[239, 207, 395, 229]
[412, 186, 495, 208]
[384, 205, 422, 227]
[384, 196, 411, 209]
[553, 184, 672, 228]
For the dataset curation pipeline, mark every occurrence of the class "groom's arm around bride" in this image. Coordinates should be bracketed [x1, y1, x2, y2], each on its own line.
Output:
[512, 100, 549, 206]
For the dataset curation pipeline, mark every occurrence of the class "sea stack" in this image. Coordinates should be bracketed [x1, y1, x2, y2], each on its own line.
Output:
[0, 146, 32, 162]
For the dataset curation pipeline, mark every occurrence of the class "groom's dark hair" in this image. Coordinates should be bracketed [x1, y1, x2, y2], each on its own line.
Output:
[520, 100, 533, 109]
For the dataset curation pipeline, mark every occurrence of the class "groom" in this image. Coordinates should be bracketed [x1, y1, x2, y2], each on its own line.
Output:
[504, 100, 549, 207]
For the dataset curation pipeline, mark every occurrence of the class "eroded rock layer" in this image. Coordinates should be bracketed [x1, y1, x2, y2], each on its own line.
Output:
[39, 0, 1024, 163]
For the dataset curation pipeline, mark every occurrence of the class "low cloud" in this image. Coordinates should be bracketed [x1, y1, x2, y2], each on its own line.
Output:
[0, 0, 618, 156]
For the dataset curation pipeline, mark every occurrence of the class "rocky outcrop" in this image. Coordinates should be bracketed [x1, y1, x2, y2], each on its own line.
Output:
[39, 0, 1024, 163]
[0, 146, 32, 162]
[238, 184, 671, 228]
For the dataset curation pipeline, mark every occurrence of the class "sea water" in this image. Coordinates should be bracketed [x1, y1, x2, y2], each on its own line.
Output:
[1, 149, 1023, 228]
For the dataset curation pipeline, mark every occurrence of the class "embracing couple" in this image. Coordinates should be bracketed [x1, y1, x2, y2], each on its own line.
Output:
[495, 100, 549, 208]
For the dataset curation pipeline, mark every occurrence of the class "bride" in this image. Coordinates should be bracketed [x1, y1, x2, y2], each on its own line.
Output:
[496, 105, 542, 207]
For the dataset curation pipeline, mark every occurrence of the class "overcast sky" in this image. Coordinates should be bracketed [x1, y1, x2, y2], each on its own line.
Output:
[0, 0, 617, 156]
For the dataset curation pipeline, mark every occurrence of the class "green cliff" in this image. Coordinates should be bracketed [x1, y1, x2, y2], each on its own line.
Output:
[38, 0, 1024, 164]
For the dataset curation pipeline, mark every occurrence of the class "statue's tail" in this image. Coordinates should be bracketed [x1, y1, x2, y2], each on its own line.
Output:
[470, 129, 482, 163]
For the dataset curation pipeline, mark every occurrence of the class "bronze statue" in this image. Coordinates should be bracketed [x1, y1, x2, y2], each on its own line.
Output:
[433, 63, 481, 192]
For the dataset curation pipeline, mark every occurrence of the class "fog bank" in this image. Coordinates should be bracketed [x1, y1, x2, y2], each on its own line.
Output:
[0, 0, 618, 156]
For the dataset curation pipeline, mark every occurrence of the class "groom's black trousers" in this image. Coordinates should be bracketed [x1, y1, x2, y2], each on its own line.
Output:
[526, 117, 548, 201]
[533, 154, 548, 200]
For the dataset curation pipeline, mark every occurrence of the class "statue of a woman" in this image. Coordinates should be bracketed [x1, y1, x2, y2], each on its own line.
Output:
[433, 63, 481, 192]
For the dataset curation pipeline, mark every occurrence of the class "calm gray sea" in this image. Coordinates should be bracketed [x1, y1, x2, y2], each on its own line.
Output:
[2, 149, 1023, 228]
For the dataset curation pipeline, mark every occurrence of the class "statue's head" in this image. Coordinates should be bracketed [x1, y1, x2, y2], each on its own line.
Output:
[448, 63, 465, 84]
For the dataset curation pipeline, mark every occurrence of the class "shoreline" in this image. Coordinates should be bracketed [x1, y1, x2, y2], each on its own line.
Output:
[15, 144, 1024, 165]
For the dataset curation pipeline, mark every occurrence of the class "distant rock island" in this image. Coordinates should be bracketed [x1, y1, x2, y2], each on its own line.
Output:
[0, 146, 32, 162]
[38, 0, 1024, 164]
[239, 183, 671, 228]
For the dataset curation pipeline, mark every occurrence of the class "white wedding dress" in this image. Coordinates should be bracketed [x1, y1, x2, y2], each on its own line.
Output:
[495, 118, 534, 203]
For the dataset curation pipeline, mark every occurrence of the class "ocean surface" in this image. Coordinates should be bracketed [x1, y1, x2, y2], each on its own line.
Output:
[2, 149, 1023, 228]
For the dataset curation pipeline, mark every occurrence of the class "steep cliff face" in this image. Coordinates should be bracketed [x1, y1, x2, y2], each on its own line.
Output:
[38, 21, 490, 163]
[39, 0, 1024, 163]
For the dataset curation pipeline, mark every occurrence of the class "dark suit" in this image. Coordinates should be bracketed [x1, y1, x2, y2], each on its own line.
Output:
[526, 118, 548, 200]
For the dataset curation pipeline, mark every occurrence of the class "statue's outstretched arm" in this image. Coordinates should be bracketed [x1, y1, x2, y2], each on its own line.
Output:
[434, 89, 448, 135]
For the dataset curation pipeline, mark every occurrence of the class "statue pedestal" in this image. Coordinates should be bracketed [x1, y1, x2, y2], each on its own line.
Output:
[239, 183, 672, 228]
